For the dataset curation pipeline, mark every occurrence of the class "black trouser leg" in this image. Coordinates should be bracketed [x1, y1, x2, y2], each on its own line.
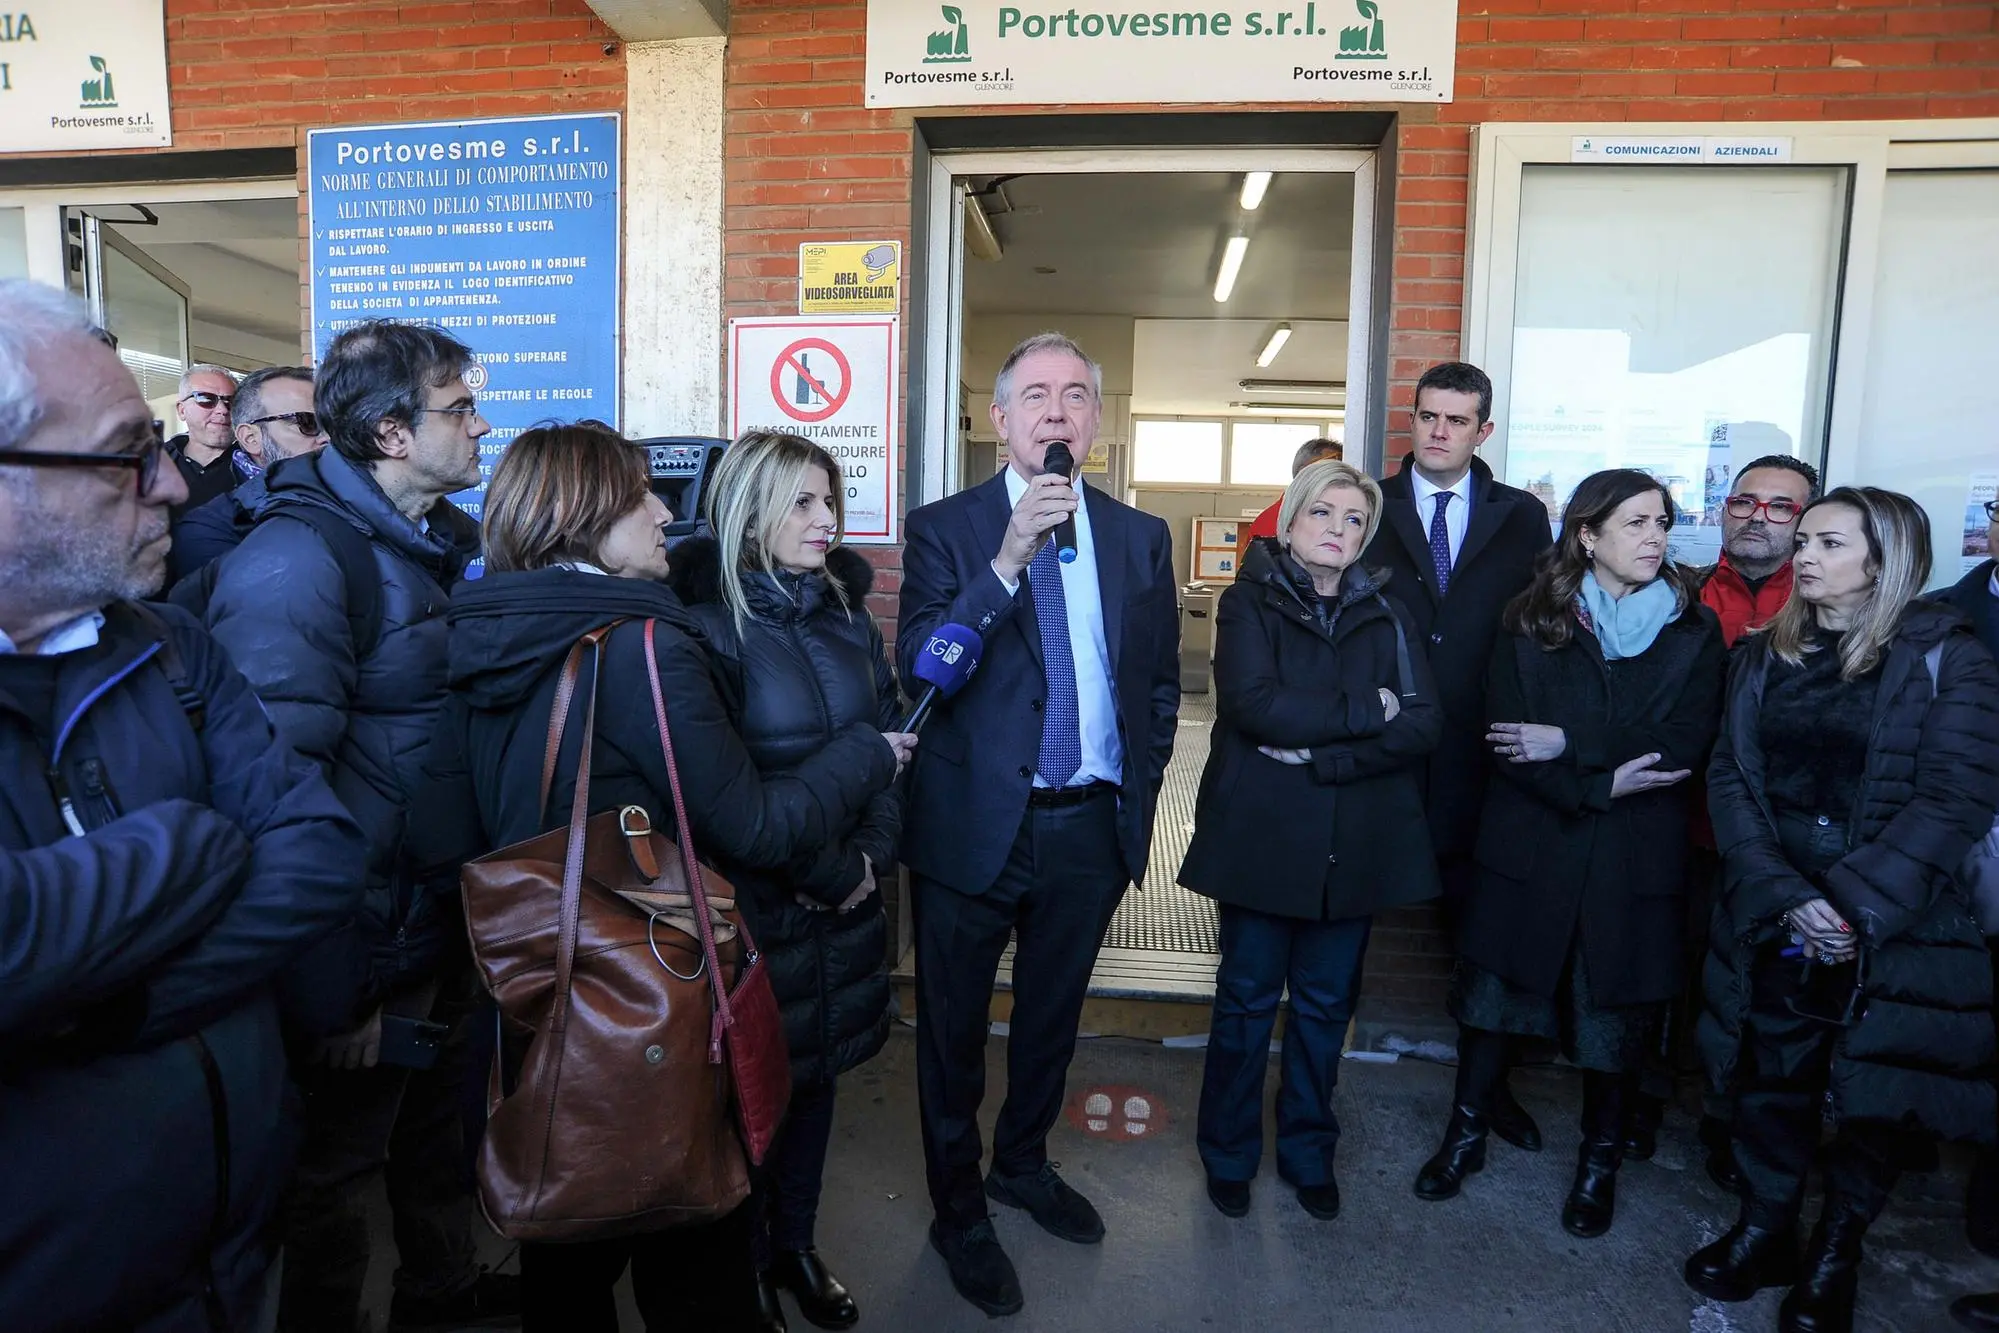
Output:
[384, 976, 482, 1302]
[1731, 948, 1837, 1230]
[1455, 1024, 1510, 1114]
[753, 1078, 839, 1268]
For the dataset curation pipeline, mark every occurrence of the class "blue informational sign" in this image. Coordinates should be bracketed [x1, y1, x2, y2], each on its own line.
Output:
[305, 113, 622, 529]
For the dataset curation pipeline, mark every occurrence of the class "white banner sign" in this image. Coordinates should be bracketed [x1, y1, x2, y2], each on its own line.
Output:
[865, 0, 1456, 107]
[728, 316, 901, 546]
[1570, 135, 1795, 165]
[0, 4, 171, 152]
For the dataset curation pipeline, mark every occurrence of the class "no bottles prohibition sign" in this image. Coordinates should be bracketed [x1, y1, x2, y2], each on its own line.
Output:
[772, 337, 851, 424]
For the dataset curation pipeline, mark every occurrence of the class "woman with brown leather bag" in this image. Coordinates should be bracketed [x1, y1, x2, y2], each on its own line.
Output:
[418, 421, 912, 1332]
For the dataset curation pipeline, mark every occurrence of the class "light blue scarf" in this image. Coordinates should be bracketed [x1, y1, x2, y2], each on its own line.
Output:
[1578, 570, 1678, 660]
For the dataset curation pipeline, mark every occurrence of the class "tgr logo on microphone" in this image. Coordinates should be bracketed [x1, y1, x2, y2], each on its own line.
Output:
[928, 638, 965, 664]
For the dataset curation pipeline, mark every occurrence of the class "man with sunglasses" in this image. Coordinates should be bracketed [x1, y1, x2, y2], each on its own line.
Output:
[166, 363, 242, 523]
[199, 321, 505, 1333]
[0, 279, 367, 1330]
[168, 366, 329, 587]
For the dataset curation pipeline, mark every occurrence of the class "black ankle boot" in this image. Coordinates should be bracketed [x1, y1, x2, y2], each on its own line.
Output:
[1684, 1216, 1802, 1302]
[1561, 1140, 1623, 1238]
[755, 1272, 789, 1333]
[1780, 1210, 1867, 1333]
[772, 1248, 859, 1331]
[1414, 1105, 1488, 1201]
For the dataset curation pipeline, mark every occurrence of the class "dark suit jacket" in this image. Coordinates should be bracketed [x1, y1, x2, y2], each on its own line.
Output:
[1358, 455, 1553, 861]
[1936, 561, 1999, 665]
[897, 471, 1180, 895]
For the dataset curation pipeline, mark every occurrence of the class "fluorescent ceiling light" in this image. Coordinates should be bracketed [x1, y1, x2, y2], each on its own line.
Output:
[1213, 235, 1249, 303]
[963, 194, 1002, 261]
[1255, 323, 1292, 368]
[1233, 402, 1347, 417]
[1238, 378, 1344, 396]
[1240, 171, 1273, 211]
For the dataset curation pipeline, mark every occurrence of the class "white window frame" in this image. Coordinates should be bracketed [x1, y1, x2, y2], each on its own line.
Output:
[921, 146, 1378, 504]
[1128, 412, 1342, 492]
[1461, 119, 1999, 492]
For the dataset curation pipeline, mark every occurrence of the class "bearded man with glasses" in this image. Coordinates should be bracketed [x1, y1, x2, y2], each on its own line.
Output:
[1699, 454, 1821, 647]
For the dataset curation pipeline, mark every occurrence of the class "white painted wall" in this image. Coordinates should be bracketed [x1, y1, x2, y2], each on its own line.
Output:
[624, 37, 726, 438]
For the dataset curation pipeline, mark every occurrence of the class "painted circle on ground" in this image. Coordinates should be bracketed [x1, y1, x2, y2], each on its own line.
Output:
[770, 337, 852, 424]
[1065, 1084, 1167, 1141]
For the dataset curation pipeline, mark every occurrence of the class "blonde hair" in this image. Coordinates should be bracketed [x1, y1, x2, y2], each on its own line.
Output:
[1762, 486, 1932, 680]
[483, 420, 648, 573]
[704, 429, 850, 632]
[1278, 459, 1384, 554]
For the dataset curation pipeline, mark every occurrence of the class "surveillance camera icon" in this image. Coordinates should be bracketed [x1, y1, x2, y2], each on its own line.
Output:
[862, 244, 897, 282]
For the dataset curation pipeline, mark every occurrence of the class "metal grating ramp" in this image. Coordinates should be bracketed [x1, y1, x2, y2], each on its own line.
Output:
[1104, 695, 1219, 954]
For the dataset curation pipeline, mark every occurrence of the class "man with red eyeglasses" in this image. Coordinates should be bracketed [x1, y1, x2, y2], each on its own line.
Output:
[1697, 455, 1820, 647]
[166, 363, 241, 523]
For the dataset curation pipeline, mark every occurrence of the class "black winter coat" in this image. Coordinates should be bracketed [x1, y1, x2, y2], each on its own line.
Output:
[667, 539, 902, 1088]
[1461, 601, 1725, 1007]
[1698, 603, 1999, 1144]
[1935, 560, 1999, 664]
[413, 570, 900, 980]
[167, 472, 264, 588]
[1179, 540, 1443, 921]
[204, 448, 481, 1017]
[0, 602, 365, 1332]
[1359, 457, 1554, 862]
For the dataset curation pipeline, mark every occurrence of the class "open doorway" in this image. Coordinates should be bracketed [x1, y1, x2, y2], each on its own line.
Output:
[924, 148, 1374, 985]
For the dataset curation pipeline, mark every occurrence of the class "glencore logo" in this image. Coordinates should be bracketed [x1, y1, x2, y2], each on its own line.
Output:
[924, 4, 971, 62]
[1336, 0, 1386, 59]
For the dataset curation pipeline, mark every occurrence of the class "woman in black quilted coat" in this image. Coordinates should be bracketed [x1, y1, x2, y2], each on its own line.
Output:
[1687, 487, 1999, 1333]
[671, 430, 907, 1333]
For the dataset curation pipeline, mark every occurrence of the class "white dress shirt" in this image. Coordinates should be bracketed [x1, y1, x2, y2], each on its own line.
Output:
[999, 468, 1123, 788]
[1411, 467, 1473, 567]
[0, 610, 106, 657]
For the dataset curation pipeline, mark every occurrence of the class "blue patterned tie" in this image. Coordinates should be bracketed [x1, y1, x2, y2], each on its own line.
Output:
[1030, 539, 1083, 787]
[1428, 491, 1455, 595]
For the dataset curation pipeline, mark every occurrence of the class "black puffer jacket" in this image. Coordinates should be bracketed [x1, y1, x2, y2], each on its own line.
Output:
[204, 447, 480, 1016]
[1178, 539, 1443, 922]
[414, 570, 899, 970]
[669, 538, 902, 1088]
[1698, 603, 1999, 1143]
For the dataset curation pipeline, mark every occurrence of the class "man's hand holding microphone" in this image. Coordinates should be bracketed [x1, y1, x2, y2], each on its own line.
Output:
[993, 442, 1081, 586]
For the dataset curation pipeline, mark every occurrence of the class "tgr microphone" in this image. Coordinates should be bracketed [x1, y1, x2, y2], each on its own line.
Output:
[1043, 441, 1079, 564]
[899, 624, 984, 733]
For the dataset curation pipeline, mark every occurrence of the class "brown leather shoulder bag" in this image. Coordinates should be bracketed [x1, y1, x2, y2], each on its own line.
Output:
[460, 619, 791, 1241]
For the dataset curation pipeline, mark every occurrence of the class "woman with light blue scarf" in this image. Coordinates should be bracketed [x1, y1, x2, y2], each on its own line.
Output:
[1412, 468, 1726, 1241]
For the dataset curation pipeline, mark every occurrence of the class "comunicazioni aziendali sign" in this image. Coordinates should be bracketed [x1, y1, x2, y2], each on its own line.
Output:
[864, 0, 1457, 107]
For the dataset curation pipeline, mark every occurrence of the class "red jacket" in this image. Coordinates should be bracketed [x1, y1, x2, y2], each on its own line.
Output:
[1698, 554, 1793, 648]
[1234, 500, 1282, 570]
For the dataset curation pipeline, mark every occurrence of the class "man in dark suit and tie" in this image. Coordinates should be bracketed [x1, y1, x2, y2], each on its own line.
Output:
[1357, 361, 1555, 1182]
[897, 332, 1180, 1317]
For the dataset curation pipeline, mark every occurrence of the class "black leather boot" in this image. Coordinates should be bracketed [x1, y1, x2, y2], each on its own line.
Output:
[1414, 1105, 1488, 1201]
[1561, 1140, 1623, 1238]
[1624, 1091, 1664, 1161]
[1780, 1209, 1867, 1333]
[772, 1248, 859, 1331]
[1685, 1215, 1803, 1301]
[754, 1271, 789, 1333]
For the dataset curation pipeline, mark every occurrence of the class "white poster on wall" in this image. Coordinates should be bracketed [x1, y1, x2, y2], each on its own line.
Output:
[865, 0, 1457, 107]
[1966, 474, 1998, 577]
[0, 5, 172, 152]
[728, 316, 901, 546]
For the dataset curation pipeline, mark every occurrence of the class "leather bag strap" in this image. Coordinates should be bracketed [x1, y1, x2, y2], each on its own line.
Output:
[549, 625, 615, 1036]
[538, 637, 589, 824]
[642, 618, 742, 1063]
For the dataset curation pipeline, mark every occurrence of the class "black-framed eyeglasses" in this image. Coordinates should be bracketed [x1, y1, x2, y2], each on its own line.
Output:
[251, 411, 321, 436]
[1985, 500, 1997, 522]
[180, 390, 234, 410]
[412, 400, 483, 421]
[0, 421, 168, 496]
[1724, 495, 1803, 524]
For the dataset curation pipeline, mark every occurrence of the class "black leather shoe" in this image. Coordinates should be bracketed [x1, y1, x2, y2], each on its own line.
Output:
[986, 1162, 1105, 1244]
[755, 1273, 789, 1333]
[929, 1218, 1024, 1317]
[1623, 1093, 1663, 1161]
[1206, 1174, 1251, 1218]
[1684, 1219, 1802, 1302]
[1414, 1105, 1488, 1201]
[387, 1269, 523, 1330]
[1294, 1179, 1340, 1221]
[1952, 1293, 1999, 1330]
[772, 1248, 858, 1330]
[1780, 1212, 1865, 1333]
[1560, 1142, 1622, 1238]
[1490, 1085, 1543, 1153]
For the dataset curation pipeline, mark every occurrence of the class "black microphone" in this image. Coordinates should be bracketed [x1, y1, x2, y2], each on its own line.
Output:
[1043, 441, 1079, 564]
[899, 624, 984, 733]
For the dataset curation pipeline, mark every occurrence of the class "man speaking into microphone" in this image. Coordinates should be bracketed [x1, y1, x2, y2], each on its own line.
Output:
[897, 332, 1180, 1316]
